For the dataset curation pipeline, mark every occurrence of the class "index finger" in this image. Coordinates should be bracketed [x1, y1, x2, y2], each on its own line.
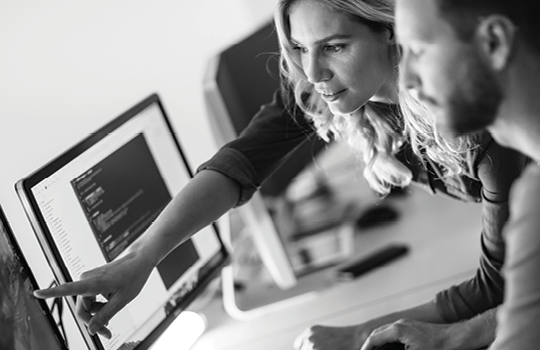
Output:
[34, 279, 100, 299]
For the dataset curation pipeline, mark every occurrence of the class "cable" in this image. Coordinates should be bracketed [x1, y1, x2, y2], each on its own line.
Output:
[48, 280, 68, 348]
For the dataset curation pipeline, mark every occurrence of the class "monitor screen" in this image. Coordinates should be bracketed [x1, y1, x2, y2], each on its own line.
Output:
[0, 205, 68, 350]
[16, 94, 230, 350]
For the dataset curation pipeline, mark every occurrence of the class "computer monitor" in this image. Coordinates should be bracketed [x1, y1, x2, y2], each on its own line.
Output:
[0, 204, 68, 350]
[15, 94, 230, 350]
[203, 21, 328, 289]
[204, 20, 327, 198]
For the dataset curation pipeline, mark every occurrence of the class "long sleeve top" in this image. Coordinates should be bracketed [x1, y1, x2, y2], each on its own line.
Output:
[432, 135, 525, 322]
[489, 164, 540, 349]
[197, 88, 526, 322]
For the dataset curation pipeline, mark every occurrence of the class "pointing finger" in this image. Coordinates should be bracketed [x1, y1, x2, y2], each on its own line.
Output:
[34, 280, 101, 299]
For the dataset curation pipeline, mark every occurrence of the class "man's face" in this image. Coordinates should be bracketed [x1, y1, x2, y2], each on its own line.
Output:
[396, 0, 502, 139]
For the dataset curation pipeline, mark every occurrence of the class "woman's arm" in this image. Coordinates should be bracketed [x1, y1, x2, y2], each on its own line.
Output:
[131, 170, 241, 267]
[295, 302, 498, 350]
[34, 88, 318, 337]
[359, 307, 497, 350]
[295, 301, 443, 350]
[34, 169, 241, 337]
[435, 140, 527, 322]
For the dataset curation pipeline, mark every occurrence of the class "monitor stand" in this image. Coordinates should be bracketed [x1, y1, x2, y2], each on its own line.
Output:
[219, 207, 355, 320]
[218, 142, 379, 320]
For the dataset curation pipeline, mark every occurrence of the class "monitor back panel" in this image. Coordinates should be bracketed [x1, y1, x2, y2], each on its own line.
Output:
[213, 21, 327, 197]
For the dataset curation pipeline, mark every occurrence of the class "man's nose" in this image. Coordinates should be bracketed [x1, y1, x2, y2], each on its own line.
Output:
[400, 51, 421, 91]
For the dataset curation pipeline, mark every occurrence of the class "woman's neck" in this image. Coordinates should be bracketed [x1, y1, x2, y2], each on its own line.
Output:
[370, 67, 399, 104]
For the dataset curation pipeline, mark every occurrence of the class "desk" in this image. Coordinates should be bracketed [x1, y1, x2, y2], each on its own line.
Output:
[190, 184, 483, 350]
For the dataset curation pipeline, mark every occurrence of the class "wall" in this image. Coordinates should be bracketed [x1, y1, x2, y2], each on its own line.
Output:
[0, 0, 276, 347]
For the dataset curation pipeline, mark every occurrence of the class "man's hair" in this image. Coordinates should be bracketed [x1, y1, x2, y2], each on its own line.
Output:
[436, 0, 540, 51]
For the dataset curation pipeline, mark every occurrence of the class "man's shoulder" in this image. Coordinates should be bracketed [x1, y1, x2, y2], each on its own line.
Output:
[517, 164, 540, 187]
[510, 164, 540, 210]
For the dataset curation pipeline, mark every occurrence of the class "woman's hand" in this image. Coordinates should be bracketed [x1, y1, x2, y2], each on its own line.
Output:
[294, 324, 370, 350]
[360, 319, 457, 350]
[34, 249, 154, 339]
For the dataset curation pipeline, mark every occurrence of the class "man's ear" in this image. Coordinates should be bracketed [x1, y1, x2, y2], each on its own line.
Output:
[387, 26, 396, 45]
[476, 15, 517, 70]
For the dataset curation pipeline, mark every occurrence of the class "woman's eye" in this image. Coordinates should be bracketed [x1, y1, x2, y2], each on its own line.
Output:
[325, 44, 345, 53]
[292, 44, 307, 54]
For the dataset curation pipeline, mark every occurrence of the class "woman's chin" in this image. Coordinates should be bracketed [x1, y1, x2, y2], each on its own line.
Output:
[327, 103, 363, 116]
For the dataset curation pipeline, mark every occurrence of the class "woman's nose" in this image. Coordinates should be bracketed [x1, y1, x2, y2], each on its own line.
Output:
[304, 54, 331, 84]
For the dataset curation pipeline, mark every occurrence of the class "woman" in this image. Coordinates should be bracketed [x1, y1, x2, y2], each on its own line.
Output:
[35, 0, 525, 349]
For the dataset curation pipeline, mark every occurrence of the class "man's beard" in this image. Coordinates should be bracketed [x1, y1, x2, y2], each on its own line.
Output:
[444, 55, 503, 136]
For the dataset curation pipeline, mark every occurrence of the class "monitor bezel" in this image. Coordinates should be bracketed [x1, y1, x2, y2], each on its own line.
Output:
[0, 204, 69, 350]
[15, 93, 230, 350]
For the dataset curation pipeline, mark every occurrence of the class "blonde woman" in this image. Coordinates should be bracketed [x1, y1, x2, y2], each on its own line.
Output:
[36, 0, 525, 349]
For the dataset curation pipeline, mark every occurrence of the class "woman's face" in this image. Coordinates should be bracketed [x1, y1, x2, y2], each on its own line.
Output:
[289, 0, 397, 115]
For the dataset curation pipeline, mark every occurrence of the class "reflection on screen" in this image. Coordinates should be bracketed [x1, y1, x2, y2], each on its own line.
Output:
[0, 217, 65, 350]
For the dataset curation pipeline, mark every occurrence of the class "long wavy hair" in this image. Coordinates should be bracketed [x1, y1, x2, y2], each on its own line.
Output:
[275, 0, 480, 195]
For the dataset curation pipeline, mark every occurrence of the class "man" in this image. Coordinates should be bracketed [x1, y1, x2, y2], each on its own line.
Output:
[361, 0, 540, 349]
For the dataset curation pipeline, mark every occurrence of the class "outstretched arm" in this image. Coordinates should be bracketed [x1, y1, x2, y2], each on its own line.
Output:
[34, 169, 240, 338]
[295, 301, 442, 350]
[435, 141, 526, 322]
[34, 88, 316, 338]
[295, 303, 497, 350]
[360, 307, 496, 350]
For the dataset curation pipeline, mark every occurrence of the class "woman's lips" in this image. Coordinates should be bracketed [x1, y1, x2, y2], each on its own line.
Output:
[318, 89, 346, 102]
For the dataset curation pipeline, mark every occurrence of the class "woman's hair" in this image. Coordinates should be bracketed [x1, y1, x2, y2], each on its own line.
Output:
[275, 0, 480, 195]
[399, 88, 480, 181]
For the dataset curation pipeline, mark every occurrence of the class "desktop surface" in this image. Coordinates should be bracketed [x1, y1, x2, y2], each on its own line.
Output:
[190, 181, 482, 350]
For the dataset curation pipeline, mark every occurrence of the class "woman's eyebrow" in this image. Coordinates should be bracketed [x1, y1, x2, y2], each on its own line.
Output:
[290, 34, 352, 46]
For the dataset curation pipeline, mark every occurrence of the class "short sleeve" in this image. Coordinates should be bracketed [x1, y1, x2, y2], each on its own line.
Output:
[197, 88, 319, 206]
